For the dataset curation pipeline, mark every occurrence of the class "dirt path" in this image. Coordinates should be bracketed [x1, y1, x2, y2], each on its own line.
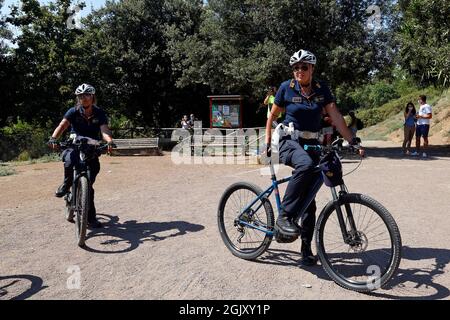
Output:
[1, 141, 449, 300]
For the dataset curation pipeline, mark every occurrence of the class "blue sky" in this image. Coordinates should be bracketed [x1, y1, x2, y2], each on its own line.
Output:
[1, 0, 108, 43]
[1, 0, 107, 17]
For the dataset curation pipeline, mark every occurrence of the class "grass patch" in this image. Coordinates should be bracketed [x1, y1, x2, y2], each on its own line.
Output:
[357, 87, 443, 127]
[27, 153, 61, 164]
[0, 163, 16, 176]
[359, 131, 388, 141]
[10, 153, 61, 166]
[359, 89, 450, 141]
[387, 121, 404, 132]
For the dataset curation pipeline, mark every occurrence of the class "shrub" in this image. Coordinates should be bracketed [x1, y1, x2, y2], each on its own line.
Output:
[17, 151, 31, 161]
[0, 163, 16, 176]
[0, 118, 53, 162]
[357, 87, 442, 127]
[368, 81, 400, 107]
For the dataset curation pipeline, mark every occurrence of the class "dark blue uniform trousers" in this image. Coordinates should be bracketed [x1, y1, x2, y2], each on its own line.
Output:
[278, 137, 321, 247]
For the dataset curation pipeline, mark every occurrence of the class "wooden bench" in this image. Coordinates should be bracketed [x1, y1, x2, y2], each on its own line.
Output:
[111, 138, 162, 156]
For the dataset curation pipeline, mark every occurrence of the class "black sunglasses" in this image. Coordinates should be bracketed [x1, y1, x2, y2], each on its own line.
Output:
[292, 64, 310, 72]
[77, 93, 93, 99]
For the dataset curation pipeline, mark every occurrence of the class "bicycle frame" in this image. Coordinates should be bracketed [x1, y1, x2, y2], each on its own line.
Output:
[69, 167, 91, 206]
[67, 147, 94, 211]
[238, 149, 358, 243]
[237, 173, 291, 237]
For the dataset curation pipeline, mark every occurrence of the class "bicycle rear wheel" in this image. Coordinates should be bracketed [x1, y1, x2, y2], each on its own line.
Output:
[218, 182, 274, 260]
[75, 176, 89, 247]
[316, 193, 402, 292]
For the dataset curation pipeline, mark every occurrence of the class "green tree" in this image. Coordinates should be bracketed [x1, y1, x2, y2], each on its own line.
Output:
[0, 0, 15, 126]
[397, 0, 450, 86]
[0, 0, 12, 53]
[77, 0, 206, 127]
[6, 0, 85, 125]
[169, 0, 398, 103]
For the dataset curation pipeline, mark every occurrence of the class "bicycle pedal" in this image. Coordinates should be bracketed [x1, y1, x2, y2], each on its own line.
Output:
[64, 192, 72, 202]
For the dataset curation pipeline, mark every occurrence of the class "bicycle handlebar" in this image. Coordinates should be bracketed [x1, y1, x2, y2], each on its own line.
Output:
[52, 139, 116, 154]
[263, 137, 363, 160]
[305, 138, 361, 153]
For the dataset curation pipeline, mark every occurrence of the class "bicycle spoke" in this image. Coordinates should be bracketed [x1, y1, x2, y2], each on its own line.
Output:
[363, 220, 388, 236]
[358, 204, 370, 231]
[230, 193, 240, 212]
[319, 197, 401, 289]
[325, 242, 348, 252]
[221, 186, 272, 255]
[369, 238, 391, 243]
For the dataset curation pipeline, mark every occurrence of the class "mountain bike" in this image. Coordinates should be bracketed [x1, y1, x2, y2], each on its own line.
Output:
[217, 139, 402, 292]
[59, 137, 111, 247]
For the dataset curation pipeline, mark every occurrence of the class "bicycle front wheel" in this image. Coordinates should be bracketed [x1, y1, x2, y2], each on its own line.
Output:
[75, 176, 89, 247]
[316, 193, 402, 292]
[218, 182, 274, 260]
[64, 193, 74, 223]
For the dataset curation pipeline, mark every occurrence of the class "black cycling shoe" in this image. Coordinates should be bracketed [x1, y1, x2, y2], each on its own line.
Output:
[275, 213, 301, 236]
[300, 244, 318, 267]
[300, 254, 318, 267]
[55, 183, 70, 198]
[87, 219, 102, 229]
[55, 169, 73, 198]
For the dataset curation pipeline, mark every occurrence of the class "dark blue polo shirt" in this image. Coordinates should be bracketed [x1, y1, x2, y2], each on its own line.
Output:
[274, 79, 335, 132]
[64, 105, 108, 140]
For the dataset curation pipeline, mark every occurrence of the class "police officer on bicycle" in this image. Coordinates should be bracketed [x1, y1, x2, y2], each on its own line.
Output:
[265, 50, 363, 266]
[48, 83, 113, 229]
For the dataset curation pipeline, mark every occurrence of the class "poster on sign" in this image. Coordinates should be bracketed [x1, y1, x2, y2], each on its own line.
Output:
[208, 95, 243, 129]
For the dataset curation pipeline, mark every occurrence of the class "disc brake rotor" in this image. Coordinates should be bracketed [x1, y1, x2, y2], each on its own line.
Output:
[348, 231, 368, 252]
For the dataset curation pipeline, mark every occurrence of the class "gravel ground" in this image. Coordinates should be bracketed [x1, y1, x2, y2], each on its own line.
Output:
[0, 141, 449, 300]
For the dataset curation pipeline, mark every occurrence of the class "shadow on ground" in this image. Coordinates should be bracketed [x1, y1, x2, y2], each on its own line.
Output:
[364, 144, 450, 160]
[83, 214, 205, 254]
[0, 274, 47, 300]
[256, 246, 449, 300]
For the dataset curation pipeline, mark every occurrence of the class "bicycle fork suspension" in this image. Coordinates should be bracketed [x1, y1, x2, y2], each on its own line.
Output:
[331, 185, 358, 244]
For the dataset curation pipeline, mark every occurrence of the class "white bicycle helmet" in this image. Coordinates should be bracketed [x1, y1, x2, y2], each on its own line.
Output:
[289, 49, 317, 66]
[75, 83, 95, 95]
